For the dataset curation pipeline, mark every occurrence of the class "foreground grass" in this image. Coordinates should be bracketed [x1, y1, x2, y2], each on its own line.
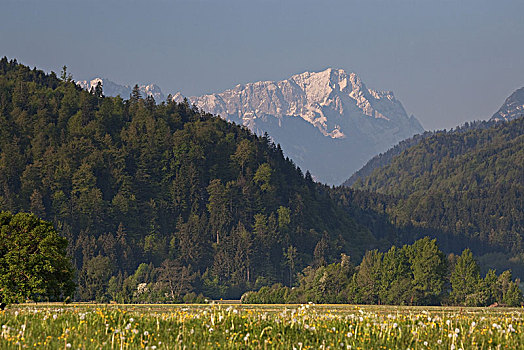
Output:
[0, 303, 522, 349]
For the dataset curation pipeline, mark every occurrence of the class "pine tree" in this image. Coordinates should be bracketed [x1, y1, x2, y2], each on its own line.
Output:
[130, 84, 141, 102]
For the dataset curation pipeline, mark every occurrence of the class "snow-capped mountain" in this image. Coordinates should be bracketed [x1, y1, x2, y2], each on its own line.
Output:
[175, 68, 424, 184]
[491, 87, 524, 122]
[77, 78, 165, 102]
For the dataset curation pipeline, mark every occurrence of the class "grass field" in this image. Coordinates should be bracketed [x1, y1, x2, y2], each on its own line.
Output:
[0, 303, 522, 349]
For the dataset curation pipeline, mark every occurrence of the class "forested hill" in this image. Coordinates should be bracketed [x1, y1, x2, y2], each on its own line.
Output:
[343, 120, 499, 187]
[0, 58, 373, 300]
[352, 117, 524, 258]
[342, 132, 432, 187]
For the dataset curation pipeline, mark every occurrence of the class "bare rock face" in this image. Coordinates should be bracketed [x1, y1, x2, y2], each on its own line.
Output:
[177, 68, 424, 185]
[491, 87, 524, 122]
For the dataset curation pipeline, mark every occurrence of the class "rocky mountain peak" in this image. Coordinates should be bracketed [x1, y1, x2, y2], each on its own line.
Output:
[179, 68, 424, 184]
[77, 69, 424, 184]
[491, 87, 524, 122]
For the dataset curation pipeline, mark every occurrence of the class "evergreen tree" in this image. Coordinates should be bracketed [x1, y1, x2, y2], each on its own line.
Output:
[354, 250, 382, 304]
[404, 237, 447, 305]
[379, 246, 411, 305]
[450, 249, 481, 305]
[130, 84, 141, 102]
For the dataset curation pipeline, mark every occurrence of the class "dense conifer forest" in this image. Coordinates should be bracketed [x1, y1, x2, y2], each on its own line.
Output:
[0, 58, 375, 301]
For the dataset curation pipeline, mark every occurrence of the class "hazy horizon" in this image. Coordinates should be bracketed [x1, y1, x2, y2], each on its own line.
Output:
[2, 0, 523, 130]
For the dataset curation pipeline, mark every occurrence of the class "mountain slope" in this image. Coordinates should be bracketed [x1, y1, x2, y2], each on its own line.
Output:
[345, 86, 524, 187]
[491, 87, 524, 122]
[176, 68, 424, 184]
[342, 132, 433, 187]
[342, 120, 501, 187]
[0, 57, 374, 300]
[352, 117, 524, 255]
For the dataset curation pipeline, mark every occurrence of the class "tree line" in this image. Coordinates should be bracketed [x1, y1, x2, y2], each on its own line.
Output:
[242, 237, 523, 307]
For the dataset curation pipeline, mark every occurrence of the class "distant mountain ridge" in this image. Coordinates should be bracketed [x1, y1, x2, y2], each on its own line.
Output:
[175, 68, 424, 184]
[76, 69, 424, 184]
[491, 87, 524, 122]
[77, 78, 165, 102]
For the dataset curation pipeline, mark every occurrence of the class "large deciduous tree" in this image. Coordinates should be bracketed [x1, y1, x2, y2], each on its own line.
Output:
[0, 211, 75, 303]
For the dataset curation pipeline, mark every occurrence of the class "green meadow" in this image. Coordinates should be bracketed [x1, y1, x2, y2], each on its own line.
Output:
[0, 303, 522, 349]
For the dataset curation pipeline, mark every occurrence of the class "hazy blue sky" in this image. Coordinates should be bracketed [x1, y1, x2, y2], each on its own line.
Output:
[1, 0, 523, 130]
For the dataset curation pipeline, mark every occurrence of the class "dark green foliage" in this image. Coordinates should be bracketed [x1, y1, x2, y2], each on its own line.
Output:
[352, 118, 524, 255]
[343, 132, 433, 187]
[242, 238, 523, 306]
[334, 118, 524, 281]
[0, 211, 75, 303]
[0, 58, 373, 300]
[378, 246, 411, 305]
[353, 250, 382, 304]
[343, 120, 497, 187]
[449, 249, 481, 306]
[404, 237, 447, 305]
